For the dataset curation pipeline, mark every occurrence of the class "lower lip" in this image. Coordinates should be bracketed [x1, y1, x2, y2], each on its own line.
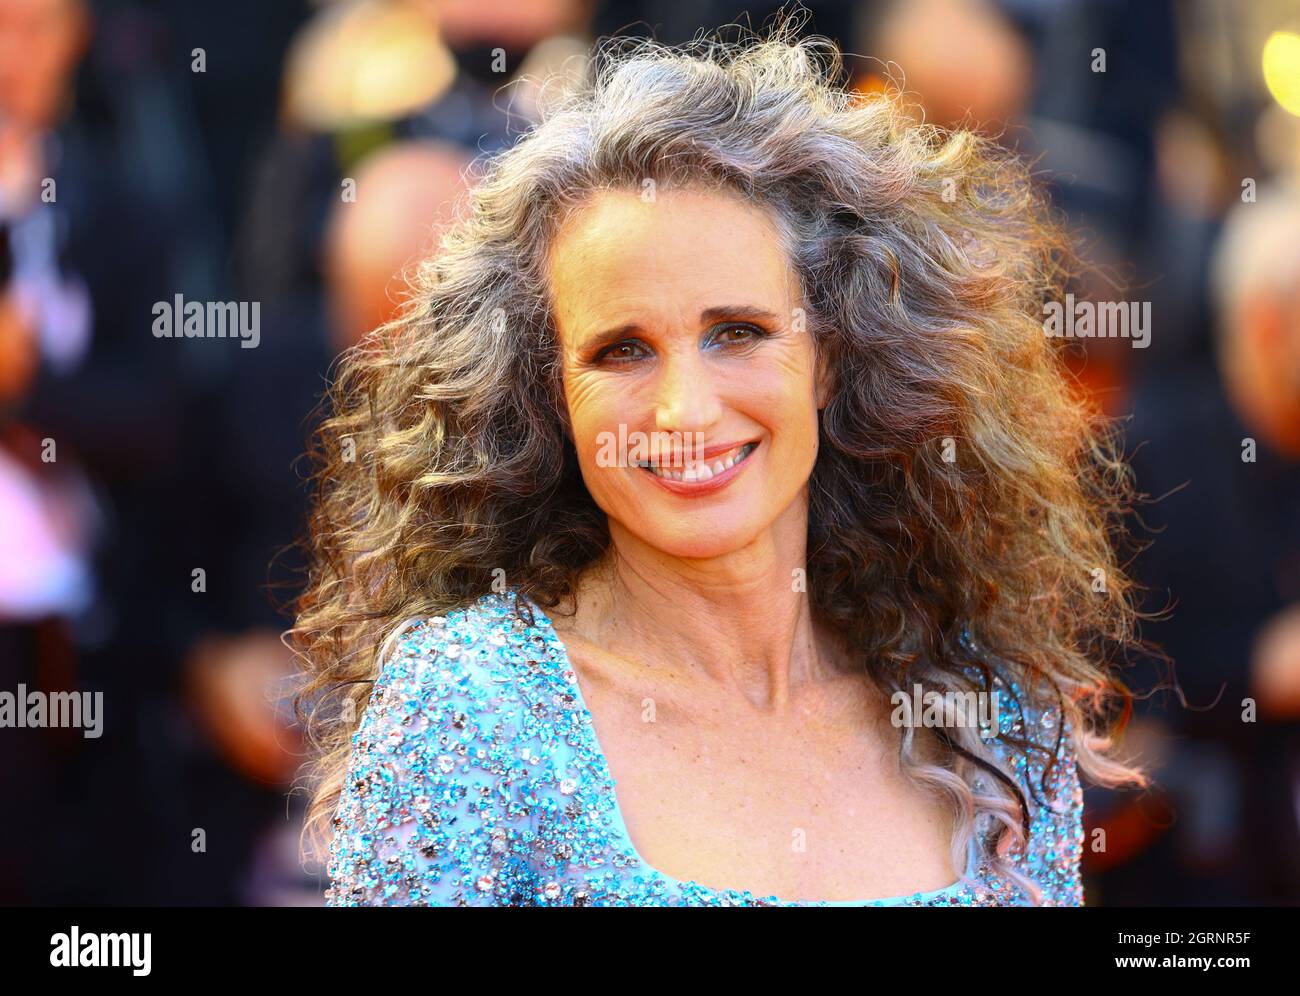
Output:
[635, 443, 759, 496]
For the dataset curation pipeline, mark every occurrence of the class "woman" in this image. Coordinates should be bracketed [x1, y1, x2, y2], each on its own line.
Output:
[293, 24, 1150, 906]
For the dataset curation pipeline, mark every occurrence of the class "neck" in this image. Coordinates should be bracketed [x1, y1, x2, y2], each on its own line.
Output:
[566, 491, 852, 713]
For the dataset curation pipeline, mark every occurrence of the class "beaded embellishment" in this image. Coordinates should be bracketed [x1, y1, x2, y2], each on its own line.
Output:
[324, 590, 1084, 906]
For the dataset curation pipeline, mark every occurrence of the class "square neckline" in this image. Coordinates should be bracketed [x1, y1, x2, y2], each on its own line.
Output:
[516, 593, 982, 906]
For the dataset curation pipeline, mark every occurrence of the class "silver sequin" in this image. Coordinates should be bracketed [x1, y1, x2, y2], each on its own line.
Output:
[324, 590, 1085, 907]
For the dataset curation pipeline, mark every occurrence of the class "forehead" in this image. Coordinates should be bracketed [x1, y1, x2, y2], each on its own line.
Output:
[546, 186, 798, 332]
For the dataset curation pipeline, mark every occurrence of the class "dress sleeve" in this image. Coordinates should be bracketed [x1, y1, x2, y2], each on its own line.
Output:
[323, 620, 539, 906]
[1018, 706, 1086, 906]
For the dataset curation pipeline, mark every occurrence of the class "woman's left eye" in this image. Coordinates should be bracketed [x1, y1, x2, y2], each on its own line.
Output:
[711, 323, 766, 346]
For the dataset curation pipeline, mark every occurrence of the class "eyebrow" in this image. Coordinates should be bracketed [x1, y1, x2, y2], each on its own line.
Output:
[578, 304, 783, 354]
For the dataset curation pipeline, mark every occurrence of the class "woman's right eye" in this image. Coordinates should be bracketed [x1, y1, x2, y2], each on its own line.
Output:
[596, 340, 647, 364]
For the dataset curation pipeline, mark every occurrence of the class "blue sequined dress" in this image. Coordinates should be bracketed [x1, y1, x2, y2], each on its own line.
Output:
[324, 589, 1085, 906]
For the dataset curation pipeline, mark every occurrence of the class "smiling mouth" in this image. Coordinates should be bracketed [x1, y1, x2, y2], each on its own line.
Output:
[634, 441, 758, 482]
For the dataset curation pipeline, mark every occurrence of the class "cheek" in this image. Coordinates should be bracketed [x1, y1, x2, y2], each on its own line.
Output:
[746, 351, 820, 430]
[564, 374, 627, 457]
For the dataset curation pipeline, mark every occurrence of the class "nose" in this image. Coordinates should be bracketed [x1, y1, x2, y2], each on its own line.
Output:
[651, 347, 722, 436]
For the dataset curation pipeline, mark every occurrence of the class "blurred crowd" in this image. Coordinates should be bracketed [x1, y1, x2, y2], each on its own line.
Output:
[0, 0, 1297, 905]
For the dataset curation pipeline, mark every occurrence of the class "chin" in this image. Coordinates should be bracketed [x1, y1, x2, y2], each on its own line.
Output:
[628, 519, 761, 560]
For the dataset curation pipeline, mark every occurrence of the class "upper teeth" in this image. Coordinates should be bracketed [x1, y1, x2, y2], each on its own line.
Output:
[638, 442, 756, 482]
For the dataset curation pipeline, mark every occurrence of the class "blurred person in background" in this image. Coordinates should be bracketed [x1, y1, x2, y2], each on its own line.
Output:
[199, 138, 473, 904]
[1095, 182, 1300, 905]
[1216, 182, 1300, 902]
[853, 0, 1182, 418]
[237, 0, 592, 314]
[852, 0, 1033, 133]
[321, 139, 472, 352]
[0, 0, 96, 641]
[0, 0, 139, 902]
[1085, 10, 1300, 905]
[2, 0, 296, 904]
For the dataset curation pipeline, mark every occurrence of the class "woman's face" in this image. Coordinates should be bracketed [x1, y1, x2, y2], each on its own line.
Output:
[547, 185, 829, 560]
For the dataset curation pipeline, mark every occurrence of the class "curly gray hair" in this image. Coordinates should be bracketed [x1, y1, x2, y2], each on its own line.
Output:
[293, 17, 1152, 905]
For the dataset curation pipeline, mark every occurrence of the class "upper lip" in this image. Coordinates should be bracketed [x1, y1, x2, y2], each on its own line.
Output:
[637, 440, 759, 465]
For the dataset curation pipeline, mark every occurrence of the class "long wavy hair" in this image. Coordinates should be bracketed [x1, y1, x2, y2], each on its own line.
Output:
[291, 17, 1155, 903]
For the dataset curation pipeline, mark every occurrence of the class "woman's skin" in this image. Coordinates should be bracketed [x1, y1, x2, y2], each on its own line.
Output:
[544, 185, 958, 901]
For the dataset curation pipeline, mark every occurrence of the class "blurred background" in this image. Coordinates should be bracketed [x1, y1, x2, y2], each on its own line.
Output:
[1, 0, 1298, 905]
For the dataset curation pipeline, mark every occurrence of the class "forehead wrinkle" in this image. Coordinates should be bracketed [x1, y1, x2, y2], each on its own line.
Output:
[548, 189, 800, 353]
